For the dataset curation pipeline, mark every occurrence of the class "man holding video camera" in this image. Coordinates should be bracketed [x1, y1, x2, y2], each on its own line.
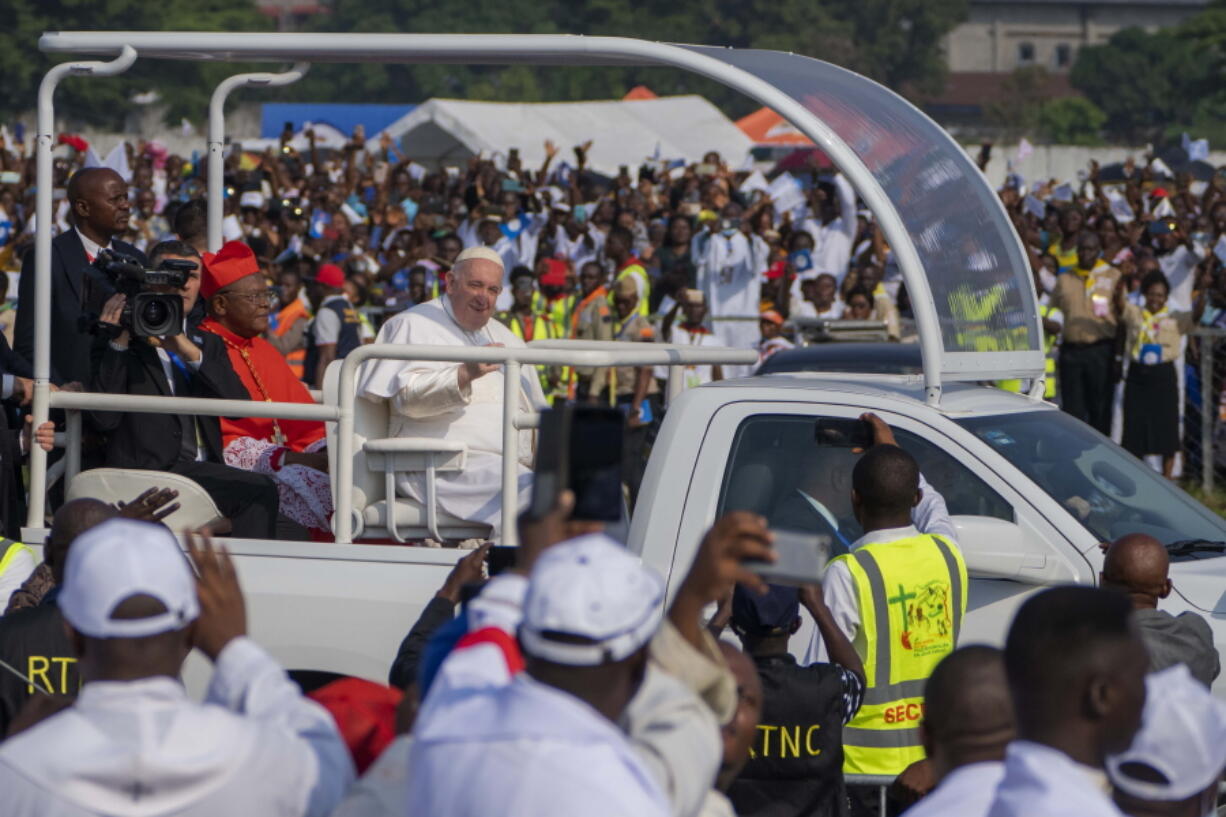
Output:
[15, 168, 146, 388]
[88, 240, 280, 539]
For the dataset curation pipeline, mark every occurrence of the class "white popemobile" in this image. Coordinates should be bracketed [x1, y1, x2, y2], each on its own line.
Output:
[19, 31, 1226, 700]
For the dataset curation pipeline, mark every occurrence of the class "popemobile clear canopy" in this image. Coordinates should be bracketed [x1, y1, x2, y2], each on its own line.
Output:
[38, 32, 1044, 394]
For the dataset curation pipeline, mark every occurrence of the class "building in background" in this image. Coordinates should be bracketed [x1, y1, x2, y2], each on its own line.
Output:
[945, 0, 1207, 75]
[930, 0, 1206, 127]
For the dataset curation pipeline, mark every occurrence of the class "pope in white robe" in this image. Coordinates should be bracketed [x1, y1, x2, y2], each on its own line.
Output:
[357, 246, 547, 540]
[693, 221, 769, 380]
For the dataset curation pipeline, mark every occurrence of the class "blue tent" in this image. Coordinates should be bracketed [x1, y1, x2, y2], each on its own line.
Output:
[260, 103, 414, 139]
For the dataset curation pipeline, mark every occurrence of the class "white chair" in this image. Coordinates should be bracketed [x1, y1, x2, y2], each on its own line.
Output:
[323, 360, 492, 542]
[66, 468, 224, 532]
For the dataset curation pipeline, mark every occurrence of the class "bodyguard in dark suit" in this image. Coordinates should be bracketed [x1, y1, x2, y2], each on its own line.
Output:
[88, 240, 280, 539]
[15, 168, 146, 387]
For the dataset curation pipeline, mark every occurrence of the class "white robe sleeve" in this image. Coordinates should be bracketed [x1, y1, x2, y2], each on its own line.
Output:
[914, 472, 958, 545]
[206, 637, 355, 817]
[392, 366, 471, 419]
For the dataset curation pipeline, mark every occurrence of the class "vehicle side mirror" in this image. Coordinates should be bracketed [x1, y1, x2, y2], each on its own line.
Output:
[952, 516, 1046, 581]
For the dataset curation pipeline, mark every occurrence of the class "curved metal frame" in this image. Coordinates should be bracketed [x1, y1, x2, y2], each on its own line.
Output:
[29, 31, 1046, 534]
[207, 63, 310, 251]
[28, 44, 138, 528]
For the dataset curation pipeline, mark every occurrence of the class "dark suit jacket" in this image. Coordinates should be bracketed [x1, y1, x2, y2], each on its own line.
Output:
[0, 333, 34, 537]
[15, 229, 146, 387]
[88, 319, 248, 471]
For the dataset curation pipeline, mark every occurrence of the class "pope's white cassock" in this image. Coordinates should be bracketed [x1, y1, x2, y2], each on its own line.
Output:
[357, 297, 547, 540]
[693, 230, 769, 379]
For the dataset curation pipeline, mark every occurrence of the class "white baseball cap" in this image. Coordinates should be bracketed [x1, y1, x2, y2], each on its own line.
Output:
[1107, 664, 1226, 801]
[519, 534, 664, 666]
[59, 519, 200, 639]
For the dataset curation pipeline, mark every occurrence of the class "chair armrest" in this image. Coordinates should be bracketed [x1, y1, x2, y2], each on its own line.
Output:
[362, 437, 468, 473]
[363, 438, 469, 454]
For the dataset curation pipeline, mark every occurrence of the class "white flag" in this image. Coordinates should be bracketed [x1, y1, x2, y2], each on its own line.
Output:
[1023, 195, 1046, 220]
[1182, 132, 1210, 162]
[1149, 157, 1174, 178]
[1015, 138, 1034, 163]
[104, 143, 131, 183]
[1104, 187, 1134, 223]
[739, 169, 770, 196]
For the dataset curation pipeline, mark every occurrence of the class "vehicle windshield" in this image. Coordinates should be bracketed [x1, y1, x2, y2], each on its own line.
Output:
[957, 410, 1226, 553]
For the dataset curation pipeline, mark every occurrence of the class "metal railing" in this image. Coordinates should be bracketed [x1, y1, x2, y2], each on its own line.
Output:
[1190, 326, 1226, 494]
[38, 341, 757, 546]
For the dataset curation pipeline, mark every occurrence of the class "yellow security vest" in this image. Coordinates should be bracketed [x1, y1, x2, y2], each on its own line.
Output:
[612, 261, 651, 317]
[499, 312, 568, 400]
[997, 303, 1059, 398]
[839, 533, 968, 776]
[0, 538, 33, 581]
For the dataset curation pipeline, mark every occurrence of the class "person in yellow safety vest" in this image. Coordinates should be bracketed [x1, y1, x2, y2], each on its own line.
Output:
[0, 537, 36, 612]
[572, 261, 614, 401]
[997, 301, 1063, 398]
[537, 258, 578, 338]
[496, 271, 564, 401]
[605, 225, 650, 317]
[801, 413, 967, 790]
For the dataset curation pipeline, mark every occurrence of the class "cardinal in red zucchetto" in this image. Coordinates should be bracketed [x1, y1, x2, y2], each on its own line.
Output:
[199, 241, 333, 537]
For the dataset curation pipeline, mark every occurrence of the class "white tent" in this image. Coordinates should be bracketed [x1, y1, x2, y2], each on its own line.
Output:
[373, 96, 753, 176]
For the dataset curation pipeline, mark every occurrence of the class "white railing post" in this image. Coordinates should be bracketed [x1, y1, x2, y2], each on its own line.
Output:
[27, 45, 137, 532]
[207, 63, 309, 252]
[501, 361, 522, 547]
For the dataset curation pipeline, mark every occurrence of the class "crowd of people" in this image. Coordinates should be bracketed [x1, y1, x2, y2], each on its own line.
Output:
[0, 125, 1220, 815]
[0, 411, 1218, 817]
[2, 130, 1223, 489]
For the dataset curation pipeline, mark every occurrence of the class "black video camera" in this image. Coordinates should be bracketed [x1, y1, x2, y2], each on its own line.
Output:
[82, 249, 195, 338]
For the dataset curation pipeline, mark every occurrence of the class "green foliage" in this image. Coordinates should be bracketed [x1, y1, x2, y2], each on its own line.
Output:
[0, 0, 969, 127]
[983, 66, 1049, 138]
[1070, 26, 1208, 143]
[0, 0, 269, 129]
[1037, 97, 1106, 146]
[288, 0, 963, 115]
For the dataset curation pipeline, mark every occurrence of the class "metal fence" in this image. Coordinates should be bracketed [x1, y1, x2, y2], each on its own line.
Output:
[1189, 326, 1226, 495]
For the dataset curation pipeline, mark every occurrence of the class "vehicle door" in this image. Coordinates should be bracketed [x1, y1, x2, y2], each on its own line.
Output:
[669, 399, 1091, 649]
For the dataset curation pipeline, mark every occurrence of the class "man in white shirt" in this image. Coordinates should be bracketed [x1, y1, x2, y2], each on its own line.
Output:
[657, 288, 723, 389]
[693, 204, 769, 379]
[405, 534, 671, 817]
[0, 519, 353, 816]
[800, 173, 857, 287]
[357, 246, 547, 539]
[986, 586, 1149, 817]
[802, 413, 959, 665]
[902, 646, 1014, 817]
[1150, 219, 1201, 312]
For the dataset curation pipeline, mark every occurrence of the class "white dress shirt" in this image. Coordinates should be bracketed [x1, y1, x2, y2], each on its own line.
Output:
[987, 741, 1124, 817]
[905, 761, 1004, 817]
[803, 473, 957, 664]
[407, 673, 669, 817]
[74, 227, 111, 263]
[0, 637, 354, 817]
